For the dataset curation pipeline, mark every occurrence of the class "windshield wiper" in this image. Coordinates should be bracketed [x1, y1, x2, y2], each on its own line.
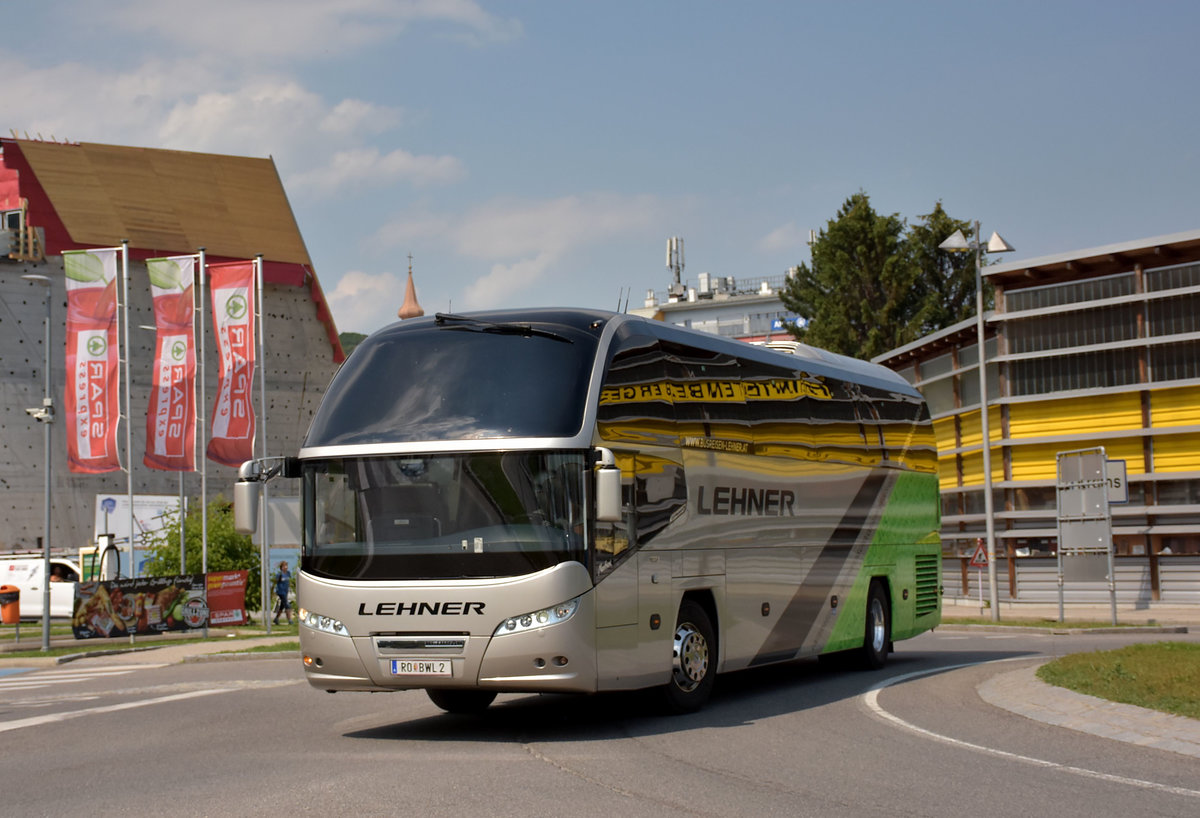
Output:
[434, 313, 573, 343]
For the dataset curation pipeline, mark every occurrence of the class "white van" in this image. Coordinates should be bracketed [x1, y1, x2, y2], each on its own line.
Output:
[0, 555, 82, 619]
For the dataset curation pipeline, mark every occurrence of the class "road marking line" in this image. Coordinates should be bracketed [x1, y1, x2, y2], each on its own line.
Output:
[0, 688, 235, 733]
[0, 664, 168, 690]
[863, 661, 1200, 800]
[45, 663, 169, 673]
[0, 677, 124, 688]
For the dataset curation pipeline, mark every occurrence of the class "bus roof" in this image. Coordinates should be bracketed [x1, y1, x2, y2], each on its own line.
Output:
[369, 308, 918, 398]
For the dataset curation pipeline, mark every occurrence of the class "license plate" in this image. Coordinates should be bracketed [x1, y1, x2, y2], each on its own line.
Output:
[391, 659, 452, 677]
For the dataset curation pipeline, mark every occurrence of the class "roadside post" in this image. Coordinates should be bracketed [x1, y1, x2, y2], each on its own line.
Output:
[1056, 448, 1116, 625]
[969, 539, 988, 615]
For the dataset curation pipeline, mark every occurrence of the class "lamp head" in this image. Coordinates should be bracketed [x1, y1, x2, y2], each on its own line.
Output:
[986, 232, 1015, 253]
[938, 230, 970, 252]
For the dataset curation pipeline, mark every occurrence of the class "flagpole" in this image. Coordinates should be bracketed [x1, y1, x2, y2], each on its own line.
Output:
[256, 254, 271, 633]
[121, 240, 135, 582]
[198, 248, 208, 583]
[197, 249, 209, 637]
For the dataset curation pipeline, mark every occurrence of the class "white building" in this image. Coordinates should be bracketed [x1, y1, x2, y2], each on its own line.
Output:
[630, 241, 804, 343]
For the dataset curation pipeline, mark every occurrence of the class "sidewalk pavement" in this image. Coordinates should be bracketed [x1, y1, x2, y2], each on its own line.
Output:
[979, 661, 1200, 759]
[945, 597, 1200, 759]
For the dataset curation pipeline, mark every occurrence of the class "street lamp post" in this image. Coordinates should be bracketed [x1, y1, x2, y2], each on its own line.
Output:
[939, 222, 1014, 622]
[22, 274, 54, 651]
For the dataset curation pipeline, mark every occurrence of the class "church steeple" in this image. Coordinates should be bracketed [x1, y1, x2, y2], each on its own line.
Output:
[397, 252, 425, 319]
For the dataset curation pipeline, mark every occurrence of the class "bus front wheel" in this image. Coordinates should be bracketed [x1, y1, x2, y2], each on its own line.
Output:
[427, 688, 497, 714]
[662, 600, 716, 713]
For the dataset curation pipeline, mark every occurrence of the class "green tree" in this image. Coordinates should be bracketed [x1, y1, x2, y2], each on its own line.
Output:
[906, 202, 987, 334]
[779, 193, 980, 359]
[339, 331, 367, 357]
[780, 192, 916, 359]
[141, 496, 263, 612]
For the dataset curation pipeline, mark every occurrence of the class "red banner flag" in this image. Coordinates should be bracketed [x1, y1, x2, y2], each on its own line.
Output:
[64, 248, 121, 474]
[144, 256, 197, 471]
[206, 261, 256, 467]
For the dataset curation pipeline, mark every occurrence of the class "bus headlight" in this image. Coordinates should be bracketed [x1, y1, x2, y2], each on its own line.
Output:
[298, 607, 350, 637]
[494, 597, 580, 636]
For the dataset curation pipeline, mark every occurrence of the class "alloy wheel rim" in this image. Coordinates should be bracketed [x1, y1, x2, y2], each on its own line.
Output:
[672, 622, 709, 691]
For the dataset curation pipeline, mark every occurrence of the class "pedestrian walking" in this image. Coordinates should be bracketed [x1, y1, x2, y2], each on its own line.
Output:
[273, 561, 292, 625]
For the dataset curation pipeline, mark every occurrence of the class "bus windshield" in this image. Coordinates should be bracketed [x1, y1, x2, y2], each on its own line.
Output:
[303, 318, 600, 446]
[302, 451, 590, 581]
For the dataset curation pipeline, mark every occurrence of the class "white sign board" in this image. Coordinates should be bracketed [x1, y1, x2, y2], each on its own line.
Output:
[94, 494, 181, 574]
[1106, 459, 1128, 504]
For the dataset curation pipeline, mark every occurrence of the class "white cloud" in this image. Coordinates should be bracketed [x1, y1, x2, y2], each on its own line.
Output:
[319, 99, 405, 137]
[158, 80, 330, 157]
[759, 222, 808, 253]
[0, 57, 220, 146]
[466, 252, 557, 309]
[289, 147, 466, 194]
[1, 2, 489, 198]
[373, 193, 674, 309]
[103, 0, 522, 61]
[325, 268, 407, 335]
[0, 54, 458, 200]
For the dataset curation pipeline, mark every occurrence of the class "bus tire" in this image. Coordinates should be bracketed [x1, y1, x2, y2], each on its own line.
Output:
[662, 599, 716, 714]
[857, 580, 890, 670]
[427, 688, 497, 714]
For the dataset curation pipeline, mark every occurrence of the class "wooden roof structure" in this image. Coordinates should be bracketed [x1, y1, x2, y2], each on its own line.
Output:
[2, 137, 343, 361]
[12, 139, 311, 264]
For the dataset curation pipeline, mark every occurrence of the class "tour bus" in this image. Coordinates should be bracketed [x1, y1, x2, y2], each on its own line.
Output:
[235, 309, 941, 713]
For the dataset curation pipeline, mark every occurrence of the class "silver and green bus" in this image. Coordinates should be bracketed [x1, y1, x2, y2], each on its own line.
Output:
[236, 309, 941, 713]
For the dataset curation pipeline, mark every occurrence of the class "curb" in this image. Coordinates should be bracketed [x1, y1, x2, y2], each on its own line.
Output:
[938, 624, 1189, 636]
[181, 650, 301, 664]
[55, 644, 164, 664]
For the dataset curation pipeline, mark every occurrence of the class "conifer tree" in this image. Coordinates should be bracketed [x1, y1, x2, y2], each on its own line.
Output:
[780, 192, 979, 359]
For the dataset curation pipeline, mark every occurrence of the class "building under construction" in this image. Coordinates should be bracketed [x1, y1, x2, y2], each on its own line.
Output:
[0, 137, 344, 556]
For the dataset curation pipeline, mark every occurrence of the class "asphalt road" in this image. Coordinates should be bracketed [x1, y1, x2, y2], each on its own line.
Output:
[2, 629, 1198, 817]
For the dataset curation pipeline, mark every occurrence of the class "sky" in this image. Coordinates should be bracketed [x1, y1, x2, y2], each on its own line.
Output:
[4, 1, 1200, 336]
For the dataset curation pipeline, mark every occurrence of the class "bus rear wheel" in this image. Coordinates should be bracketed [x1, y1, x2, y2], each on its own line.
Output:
[662, 600, 716, 713]
[427, 688, 497, 714]
[857, 580, 891, 670]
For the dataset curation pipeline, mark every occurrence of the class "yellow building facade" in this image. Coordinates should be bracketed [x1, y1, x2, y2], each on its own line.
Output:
[877, 230, 1200, 603]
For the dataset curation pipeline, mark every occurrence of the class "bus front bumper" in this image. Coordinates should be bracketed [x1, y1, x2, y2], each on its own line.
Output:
[299, 599, 598, 695]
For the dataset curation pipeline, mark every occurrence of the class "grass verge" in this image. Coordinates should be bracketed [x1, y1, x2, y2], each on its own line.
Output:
[1036, 642, 1200, 720]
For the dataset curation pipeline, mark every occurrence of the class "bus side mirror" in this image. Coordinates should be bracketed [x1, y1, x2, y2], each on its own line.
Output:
[594, 447, 622, 522]
[234, 479, 260, 534]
